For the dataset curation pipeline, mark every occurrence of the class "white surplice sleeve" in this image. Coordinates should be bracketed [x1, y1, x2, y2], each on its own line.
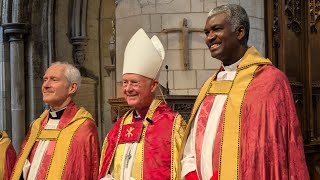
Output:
[181, 109, 201, 179]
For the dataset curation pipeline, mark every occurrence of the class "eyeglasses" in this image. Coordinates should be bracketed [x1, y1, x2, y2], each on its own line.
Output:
[122, 80, 141, 88]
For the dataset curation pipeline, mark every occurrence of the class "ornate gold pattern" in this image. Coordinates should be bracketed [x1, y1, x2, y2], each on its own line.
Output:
[125, 127, 135, 137]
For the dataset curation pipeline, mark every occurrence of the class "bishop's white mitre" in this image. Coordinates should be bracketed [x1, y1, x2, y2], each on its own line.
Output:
[123, 28, 165, 80]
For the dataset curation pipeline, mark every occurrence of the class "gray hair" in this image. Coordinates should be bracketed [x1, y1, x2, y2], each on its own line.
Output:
[208, 4, 250, 41]
[51, 61, 81, 90]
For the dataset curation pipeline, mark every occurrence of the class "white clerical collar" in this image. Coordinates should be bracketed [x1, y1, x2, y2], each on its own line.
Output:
[49, 106, 67, 119]
[222, 58, 242, 71]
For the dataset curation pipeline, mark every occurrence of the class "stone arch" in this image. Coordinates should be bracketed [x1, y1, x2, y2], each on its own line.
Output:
[0, 0, 117, 148]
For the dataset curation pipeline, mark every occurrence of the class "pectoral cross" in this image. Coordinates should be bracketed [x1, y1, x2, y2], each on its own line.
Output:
[162, 18, 204, 70]
[125, 152, 132, 168]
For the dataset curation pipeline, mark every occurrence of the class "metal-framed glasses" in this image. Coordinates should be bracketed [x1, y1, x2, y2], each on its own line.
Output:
[122, 80, 141, 88]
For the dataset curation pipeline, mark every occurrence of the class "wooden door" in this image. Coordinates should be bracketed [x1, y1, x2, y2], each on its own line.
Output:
[266, 0, 320, 179]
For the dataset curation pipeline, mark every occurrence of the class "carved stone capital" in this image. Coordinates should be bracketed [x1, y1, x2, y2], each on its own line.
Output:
[104, 65, 116, 76]
[70, 37, 87, 66]
[2, 23, 29, 41]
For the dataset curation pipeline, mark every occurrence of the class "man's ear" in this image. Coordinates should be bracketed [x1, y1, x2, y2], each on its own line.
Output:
[150, 80, 158, 93]
[69, 83, 78, 95]
[236, 25, 246, 41]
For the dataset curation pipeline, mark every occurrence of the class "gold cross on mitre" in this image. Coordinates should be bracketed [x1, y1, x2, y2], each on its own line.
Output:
[125, 127, 135, 137]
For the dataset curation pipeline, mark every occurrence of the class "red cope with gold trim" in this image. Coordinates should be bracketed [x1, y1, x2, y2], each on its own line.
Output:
[118, 122, 144, 144]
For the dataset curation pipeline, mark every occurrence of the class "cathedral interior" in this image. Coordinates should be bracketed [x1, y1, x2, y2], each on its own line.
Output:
[0, 0, 319, 179]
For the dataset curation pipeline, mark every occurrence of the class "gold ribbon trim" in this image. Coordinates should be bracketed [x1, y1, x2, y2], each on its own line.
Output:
[218, 65, 258, 179]
[11, 108, 93, 180]
[37, 130, 61, 141]
[208, 81, 233, 95]
[219, 47, 272, 179]
[178, 47, 272, 180]
[46, 108, 92, 179]
[171, 114, 186, 180]
[113, 112, 133, 179]
[113, 99, 162, 180]
[11, 110, 49, 180]
[177, 71, 219, 180]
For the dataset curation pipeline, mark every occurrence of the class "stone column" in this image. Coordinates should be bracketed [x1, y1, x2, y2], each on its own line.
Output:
[0, 26, 11, 135]
[3, 23, 28, 151]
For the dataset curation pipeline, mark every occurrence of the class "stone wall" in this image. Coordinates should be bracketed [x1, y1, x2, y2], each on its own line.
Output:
[100, 0, 117, 136]
[54, 0, 116, 140]
[115, 0, 265, 96]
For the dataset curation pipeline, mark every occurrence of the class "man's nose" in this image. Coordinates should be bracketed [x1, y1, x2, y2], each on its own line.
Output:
[42, 80, 50, 87]
[125, 84, 134, 91]
[207, 31, 216, 40]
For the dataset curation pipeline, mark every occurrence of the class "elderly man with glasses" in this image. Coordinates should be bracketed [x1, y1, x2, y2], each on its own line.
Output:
[98, 28, 186, 180]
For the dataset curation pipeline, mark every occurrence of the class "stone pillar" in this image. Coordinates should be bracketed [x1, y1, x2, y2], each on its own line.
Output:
[0, 26, 11, 135]
[3, 23, 28, 151]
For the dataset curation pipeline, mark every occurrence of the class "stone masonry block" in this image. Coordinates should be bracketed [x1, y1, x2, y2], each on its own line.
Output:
[116, 0, 142, 19]
[88, 0, 100, 13]
[249, 16, 264, 31]
[162, 13, 208, 29]
[167, 32, 181, 49]
[86, 39, 99, 53]
[116, 49, 124, 81]
[102, 0, 115, 18]
[240, 0, 264, 19]
[174, 70, 197, 89]
[112, 16, 145, 34]
[217, 0, 231, 6]
[159, 70, 174, 89]
[87, 24, 99, 41]
[169, 89, 188, 95]
[190, 50, 205, 70]
[151, 14, 162, 32]
[204, 0, 217, 12]
[191, 0, 204, 12]
[84, 51, 100, 72]
[248, 29, 265, 56]
[228, 0, 240, 4]
[162, 50, 184, 70]
[190, 32, 207, 49]
[142, 1, 156, 14]
[188, 89, 200, 95]
[101, 20, 113, 38]
[156, 0, 191, 13]
[55, 37, 72, 60]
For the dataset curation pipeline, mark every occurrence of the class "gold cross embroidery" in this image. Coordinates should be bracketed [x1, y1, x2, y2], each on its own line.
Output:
[125, 127, 135, 137]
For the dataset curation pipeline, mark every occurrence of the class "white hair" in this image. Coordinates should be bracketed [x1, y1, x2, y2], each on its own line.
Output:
[51, 61, 81, 90]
